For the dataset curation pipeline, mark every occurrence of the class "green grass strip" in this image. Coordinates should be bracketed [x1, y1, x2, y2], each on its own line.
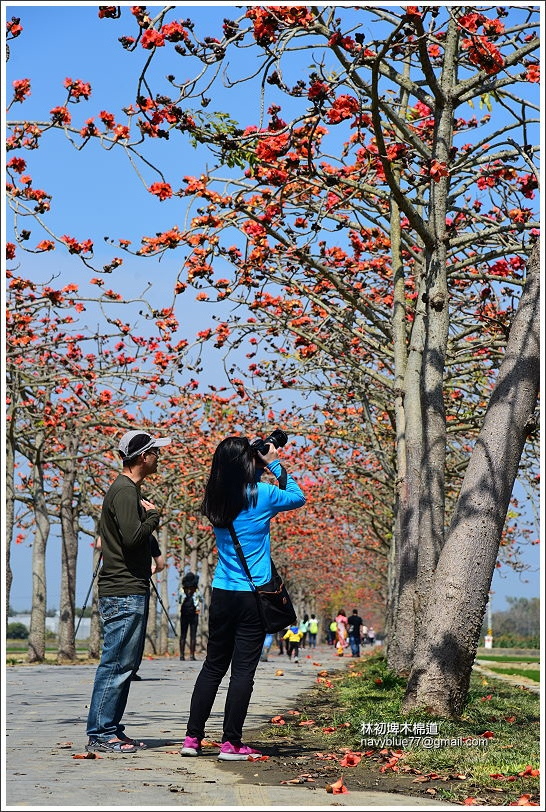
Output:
[484, 666, 540, 682]
[280, 651, 541, 805]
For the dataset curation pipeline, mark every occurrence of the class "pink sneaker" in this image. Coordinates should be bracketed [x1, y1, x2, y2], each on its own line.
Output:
[179, 736, 202, 756]
[218, 741, 262, 761]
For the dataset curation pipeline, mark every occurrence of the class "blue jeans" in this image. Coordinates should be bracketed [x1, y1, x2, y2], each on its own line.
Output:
[349, 634, 360, 657]
[86, 594, 147, 741]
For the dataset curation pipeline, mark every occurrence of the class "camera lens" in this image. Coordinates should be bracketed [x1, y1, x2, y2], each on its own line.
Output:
[250, 428, 288, 455]
[266, 429, 288, 449]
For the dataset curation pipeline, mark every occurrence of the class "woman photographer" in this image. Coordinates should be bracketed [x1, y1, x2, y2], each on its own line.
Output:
[180, 435, 306, 761]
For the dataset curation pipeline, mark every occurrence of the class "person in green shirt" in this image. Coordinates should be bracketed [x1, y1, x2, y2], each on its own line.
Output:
[308, 614, 319, 648]
[86, 430, 171, 754]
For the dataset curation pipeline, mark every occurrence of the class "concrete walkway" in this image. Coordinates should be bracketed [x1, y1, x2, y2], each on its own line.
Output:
[2, 646, 453, 810]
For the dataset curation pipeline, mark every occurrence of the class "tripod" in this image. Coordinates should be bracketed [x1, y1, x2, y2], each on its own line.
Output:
[75, 552, 102, 638]
[75, 554, 176, 640]
[150, 577, 178, 637]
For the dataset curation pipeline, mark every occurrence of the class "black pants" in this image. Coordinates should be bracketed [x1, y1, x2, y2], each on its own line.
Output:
[287, 641, 299, 659]
[179, 614, 198, 656]
[185, 588, 264, 745]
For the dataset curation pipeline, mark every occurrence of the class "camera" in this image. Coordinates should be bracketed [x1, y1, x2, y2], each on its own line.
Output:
[251, 428, 288, 456]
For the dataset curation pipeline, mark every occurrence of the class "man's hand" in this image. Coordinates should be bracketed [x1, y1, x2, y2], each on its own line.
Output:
[152, 554, 166, 574]
[141, 498, 157, 511]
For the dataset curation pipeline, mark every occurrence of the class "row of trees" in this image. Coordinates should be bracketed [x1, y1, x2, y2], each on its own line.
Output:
[6, 272, 388, 661]
[6, 5, 540, 716]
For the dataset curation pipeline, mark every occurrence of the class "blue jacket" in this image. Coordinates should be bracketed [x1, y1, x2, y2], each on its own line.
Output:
[212, 458, 306, 590]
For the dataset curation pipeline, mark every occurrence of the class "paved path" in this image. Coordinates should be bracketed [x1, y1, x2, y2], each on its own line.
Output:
[3, 646, 453, 810]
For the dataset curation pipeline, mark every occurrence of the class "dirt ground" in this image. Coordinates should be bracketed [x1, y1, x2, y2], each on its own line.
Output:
[219, 681, 467, 805]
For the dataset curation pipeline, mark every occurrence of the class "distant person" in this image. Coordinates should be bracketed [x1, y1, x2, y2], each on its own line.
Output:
[367, 626, 376, 647]
[308, 614, 319, 648]
[328, 619, 337, 646]
[335, 610, 349, 653]
[347, 609, 363, 657]
[283, 624, 304, 662]
[180, 435, 305, 761]
[179, 571, 200, 661]
[86, 430, 171, 753]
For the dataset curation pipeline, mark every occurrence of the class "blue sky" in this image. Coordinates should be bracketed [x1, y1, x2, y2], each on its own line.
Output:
[3, 3, 543, 615]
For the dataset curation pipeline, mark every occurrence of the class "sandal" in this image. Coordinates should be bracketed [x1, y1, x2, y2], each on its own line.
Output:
[119, 732, 147, 749]
[86, 738, 138, 754]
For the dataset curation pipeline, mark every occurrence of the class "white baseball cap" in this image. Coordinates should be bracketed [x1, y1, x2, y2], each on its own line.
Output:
[118, 430, 171, 461]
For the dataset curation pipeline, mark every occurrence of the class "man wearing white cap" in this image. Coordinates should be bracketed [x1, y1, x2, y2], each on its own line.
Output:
[86, 430, 171, 753]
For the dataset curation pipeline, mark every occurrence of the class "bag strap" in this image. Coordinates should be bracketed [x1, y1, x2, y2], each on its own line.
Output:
[228, 523, 258, 591]
[227, 462, 287, 588]
[277, 463, 288, 490]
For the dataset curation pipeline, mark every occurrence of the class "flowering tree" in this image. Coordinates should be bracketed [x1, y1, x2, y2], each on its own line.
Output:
[5, 6, 540, 712]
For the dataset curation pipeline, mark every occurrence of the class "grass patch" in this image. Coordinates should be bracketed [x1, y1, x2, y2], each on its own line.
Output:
[263, 652, 540, 806]
[477, 655, 540, 664]
[485, 666, 540, 682]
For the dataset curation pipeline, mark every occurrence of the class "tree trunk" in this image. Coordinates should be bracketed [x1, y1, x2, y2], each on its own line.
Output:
[403, 242, 540, 717]
[88, 543, 102, 659]
[414, 20, 459, 634]
[157, 524, 169, 655]
[384, 57, 409, 661]
[387, 269, 427, 673]
[144, 589, 158, 656]
[28, 447, 50, 663]
[5, 403, 16, 621]
[199, 550, 214, 653]
[58, 441, 79, 661]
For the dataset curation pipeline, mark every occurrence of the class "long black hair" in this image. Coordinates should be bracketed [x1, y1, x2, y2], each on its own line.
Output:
[201, 436, 258, 527]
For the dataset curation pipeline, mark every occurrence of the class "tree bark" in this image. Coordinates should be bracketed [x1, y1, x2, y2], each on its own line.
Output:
[57, 438, 79, 661]
[144, 588, 158, 656]
[157, 524, 170, 655]
[5, 401, 16, 621]
[28, 438, 50, 663]
[88, 542, 102, 659]
[403, 242, 540, 716]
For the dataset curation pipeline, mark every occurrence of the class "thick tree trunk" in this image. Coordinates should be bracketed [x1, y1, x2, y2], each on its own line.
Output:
[387, 271, 427, 673]
[416, 244, 449, 626]
[403, 243, 540, 717]
[415, 20, 458, 635]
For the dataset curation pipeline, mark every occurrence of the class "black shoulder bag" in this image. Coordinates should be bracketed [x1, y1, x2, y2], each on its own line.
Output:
[228, 524, 296, 634]
[227, 462, 296, 634]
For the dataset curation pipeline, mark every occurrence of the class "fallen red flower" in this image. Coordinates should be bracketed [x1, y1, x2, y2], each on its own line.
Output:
[339, 752, 361, 767]
[326, 776, 348, 794]
[72, 752, 102, 759]
[518, 766, 540, 777]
